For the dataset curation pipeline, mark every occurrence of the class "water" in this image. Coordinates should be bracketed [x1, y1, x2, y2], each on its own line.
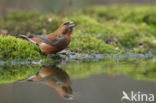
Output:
[0, 56, 156, 103]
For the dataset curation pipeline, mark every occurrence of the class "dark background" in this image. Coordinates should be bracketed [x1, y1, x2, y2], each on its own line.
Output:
[0, 0, 155, 13]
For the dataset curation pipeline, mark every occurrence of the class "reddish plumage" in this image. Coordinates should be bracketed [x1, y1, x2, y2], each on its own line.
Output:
[20, 21, 75, 54]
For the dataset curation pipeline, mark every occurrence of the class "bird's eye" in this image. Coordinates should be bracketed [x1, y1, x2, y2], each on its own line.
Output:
[64, 22, 70, 25]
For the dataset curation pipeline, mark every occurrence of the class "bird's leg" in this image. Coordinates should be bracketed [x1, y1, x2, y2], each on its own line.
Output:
[59, 50, 76, 57]
[39, 50, 47, 56]
[47, 54, 62, 59]
[59, 50, 69, 55]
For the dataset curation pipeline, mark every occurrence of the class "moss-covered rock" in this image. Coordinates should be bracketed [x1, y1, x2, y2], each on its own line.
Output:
[0, 35, 46, 60]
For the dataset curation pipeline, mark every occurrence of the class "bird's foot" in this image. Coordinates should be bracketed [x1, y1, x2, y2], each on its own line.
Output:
[59, 50, 76, 56]
[47, 54, 62, 59]
[59, 50, 69, 55]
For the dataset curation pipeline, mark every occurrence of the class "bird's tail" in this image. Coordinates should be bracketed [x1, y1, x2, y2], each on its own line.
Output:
[16, 74, 37, 83]
[18, 35, 37, 45]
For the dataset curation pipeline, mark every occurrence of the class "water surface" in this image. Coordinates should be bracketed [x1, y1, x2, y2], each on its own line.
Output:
[0, 57, 156, 103]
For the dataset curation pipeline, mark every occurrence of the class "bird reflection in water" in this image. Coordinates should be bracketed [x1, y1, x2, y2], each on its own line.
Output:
[21, 65, 73, 100]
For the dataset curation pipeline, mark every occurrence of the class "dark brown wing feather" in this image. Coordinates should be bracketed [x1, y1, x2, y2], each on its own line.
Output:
[35, 34, 65, 46]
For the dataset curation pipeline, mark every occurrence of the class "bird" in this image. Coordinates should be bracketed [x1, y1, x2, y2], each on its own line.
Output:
[19, 65, 73, 100]
[19, 21, 75, 54]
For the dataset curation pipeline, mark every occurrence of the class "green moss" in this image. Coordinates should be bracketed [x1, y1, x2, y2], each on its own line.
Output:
[82, 5, 156, 25]
[0, 35, 46, 60]
[68, 33, 115, 53]
[0, 5, 156, 55]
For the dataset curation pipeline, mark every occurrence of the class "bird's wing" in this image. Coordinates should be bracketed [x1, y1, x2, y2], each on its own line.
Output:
[36, 34, 65, 46]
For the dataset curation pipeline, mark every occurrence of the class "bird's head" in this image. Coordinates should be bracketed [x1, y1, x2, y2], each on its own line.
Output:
[57, 21, 75, 35]
[56, 85, 73, 100]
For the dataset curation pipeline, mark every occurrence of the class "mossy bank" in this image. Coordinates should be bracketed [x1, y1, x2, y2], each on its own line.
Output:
[0, 35, 47, 60]
[0, 5, 156, 60]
